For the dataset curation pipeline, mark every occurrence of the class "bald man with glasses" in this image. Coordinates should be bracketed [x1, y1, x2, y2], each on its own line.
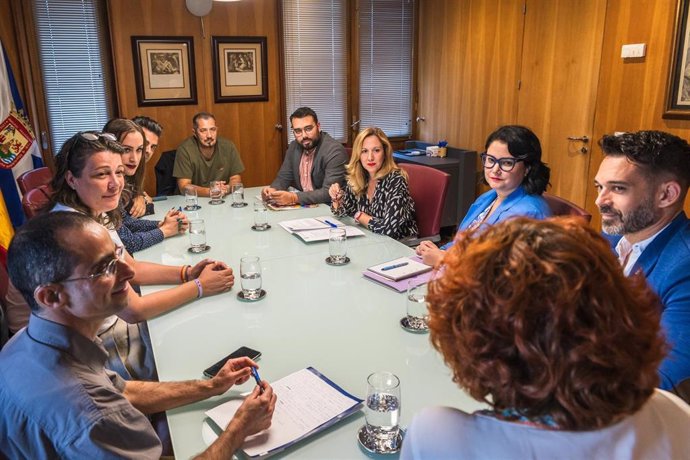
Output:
[262, 106, 348, 205]
[0, 212, 275, 458]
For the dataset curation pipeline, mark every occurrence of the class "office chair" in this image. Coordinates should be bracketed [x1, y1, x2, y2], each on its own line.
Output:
[16, 167, 52, 195]
[155, 150, 178, 196]
[398, 163, 450, 246]
[0, 262, 9, 350]
[543, 193, 592, 222]
[21, 184, 52, 219]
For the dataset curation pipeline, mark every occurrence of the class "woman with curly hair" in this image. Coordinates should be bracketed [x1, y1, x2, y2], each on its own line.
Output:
[416, 125, 551, 265]
[402, 217, 690, 459]
[328, 127, 417, 239]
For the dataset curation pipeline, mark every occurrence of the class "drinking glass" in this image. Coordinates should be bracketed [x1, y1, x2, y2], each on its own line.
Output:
[188, 219, 207, 252]
[253, 198, 269, 230]
[209, 181, 224, 205]
[364, 372, 401, 451]
[403, 283, 429, 332]
[328, 228, 347, 264]
[184, 185, 200, 211]
[240, 256, 262, 300]
[231, 182, 246, 207]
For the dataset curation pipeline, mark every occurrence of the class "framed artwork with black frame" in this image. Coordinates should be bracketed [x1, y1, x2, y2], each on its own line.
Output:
[665, 0, 690, 118]
[131, 36, 197, 107]
[212, 36, 268, 103]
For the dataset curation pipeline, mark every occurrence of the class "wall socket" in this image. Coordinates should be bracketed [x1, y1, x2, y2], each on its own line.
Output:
[621, 43, 646, 58]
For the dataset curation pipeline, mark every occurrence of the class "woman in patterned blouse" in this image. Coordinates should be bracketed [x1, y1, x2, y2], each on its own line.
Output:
[329, 127, 418, 239]
[103, 118, 188, 253]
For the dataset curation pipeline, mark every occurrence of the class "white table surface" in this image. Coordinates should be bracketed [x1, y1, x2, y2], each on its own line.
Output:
[139, 188, 485, 459]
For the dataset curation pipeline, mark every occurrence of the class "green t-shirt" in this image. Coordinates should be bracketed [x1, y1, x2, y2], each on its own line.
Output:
[173, 136, 245, 187]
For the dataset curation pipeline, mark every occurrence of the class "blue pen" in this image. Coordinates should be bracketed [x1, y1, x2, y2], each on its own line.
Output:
[324, 219, 338, 228]
[381, 261, 409, 271]
[178, 206, 182, 212]
[251, 367, 264, 394]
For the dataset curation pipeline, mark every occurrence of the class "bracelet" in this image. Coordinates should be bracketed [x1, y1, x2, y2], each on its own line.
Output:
[354, 211, 362, 222]
[194, 278, 203, 298]
[180, 265, 188, 283]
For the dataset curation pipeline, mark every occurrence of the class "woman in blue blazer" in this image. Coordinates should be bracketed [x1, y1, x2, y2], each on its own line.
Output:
[417, 125, 552, 265]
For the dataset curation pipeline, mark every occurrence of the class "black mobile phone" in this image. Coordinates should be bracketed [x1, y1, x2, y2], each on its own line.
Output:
[203, 346, 261, 378]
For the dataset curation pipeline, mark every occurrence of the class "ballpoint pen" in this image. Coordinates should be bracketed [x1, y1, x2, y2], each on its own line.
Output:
[251, 367, 264, 394]
[324, 219, 338, 228]
[381, 262, 409, 271]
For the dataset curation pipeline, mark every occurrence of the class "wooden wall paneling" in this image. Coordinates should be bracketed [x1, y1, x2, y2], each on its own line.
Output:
[588, 0, 690, 227]
[108, 0, 282, 195]
[516, 0, 606, 207]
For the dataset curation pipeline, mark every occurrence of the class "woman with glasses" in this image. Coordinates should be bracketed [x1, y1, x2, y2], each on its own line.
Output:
[103, 118, 188, 254]
[416, 125, 551, 265]
[36, 131, 235, 381]
[402, 217, 690, 459]
[329, 127, 418, 239]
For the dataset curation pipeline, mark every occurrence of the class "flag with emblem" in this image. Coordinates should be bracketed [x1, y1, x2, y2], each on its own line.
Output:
[0, 40, 44, 229]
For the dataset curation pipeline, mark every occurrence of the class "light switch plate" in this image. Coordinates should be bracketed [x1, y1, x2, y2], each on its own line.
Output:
[621, 43, 646, 58]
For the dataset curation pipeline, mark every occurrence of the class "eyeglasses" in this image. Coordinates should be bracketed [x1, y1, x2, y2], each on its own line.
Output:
[80, 131, 118, 143]
[480, 153, 525, 172]
[61, 245, 124, 283]
[292, 125, 315, 136]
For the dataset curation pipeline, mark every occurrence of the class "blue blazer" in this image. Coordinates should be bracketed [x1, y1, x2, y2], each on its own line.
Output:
[606, 212, 690, 391]
[441, 186, 551, 249]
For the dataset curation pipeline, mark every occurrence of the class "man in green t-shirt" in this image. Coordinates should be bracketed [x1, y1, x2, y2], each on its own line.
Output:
[173, 112, 245, 197]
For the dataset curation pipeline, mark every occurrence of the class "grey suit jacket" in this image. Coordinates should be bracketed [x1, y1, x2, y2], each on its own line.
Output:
[270, 132, 348, 204]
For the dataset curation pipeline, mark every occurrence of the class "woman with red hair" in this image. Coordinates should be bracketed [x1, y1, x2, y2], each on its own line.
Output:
[402, 217, 690, 459]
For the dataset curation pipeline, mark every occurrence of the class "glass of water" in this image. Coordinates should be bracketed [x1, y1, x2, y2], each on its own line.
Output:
[209, 181, 224, 205]
[188, 219, 207, 252]
[231, 182, 246, 207]
[328, 227, 348, 265]
[240, 256, 262, 300]
[364, 371, 401, 452]
[402, 283, 429, 332]
[253, 198, 269, 230]
[184, 185, 200, 211]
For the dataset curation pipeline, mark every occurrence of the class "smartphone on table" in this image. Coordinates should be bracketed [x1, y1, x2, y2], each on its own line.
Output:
[203, 346, 261, 378]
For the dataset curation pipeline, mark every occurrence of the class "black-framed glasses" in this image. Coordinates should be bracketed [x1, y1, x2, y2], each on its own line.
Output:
[480, 153, 525, 172]
[60, 245, 124, 283]
[79, 131, 118, 143]
[292, 125, 315, 136]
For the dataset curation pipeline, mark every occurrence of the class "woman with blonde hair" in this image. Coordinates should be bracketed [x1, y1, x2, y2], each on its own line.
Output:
[329, 127, 417, 239]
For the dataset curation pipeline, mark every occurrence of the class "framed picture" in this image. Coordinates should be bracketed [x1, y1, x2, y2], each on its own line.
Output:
[212, 36, 268, 103]
[665, 0, 690, 118]
[131, 36, 197, 107]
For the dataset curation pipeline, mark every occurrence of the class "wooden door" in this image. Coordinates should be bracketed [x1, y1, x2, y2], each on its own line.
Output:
[517, 0, 607, 206]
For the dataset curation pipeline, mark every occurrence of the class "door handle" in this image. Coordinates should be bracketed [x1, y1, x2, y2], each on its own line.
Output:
[350, 120, 360, 129]
[567, 135, 589, 154]
[416, 116, 426, 122]
[275, 124, 283, 131]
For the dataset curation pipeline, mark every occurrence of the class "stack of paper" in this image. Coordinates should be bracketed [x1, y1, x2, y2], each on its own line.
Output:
[205, 367, 362, 458]
[279, 216, 365, 243]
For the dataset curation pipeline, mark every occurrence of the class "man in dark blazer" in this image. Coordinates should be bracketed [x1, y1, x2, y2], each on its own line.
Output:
[594, 130, 690, 395]
[262, 107, 348, 205]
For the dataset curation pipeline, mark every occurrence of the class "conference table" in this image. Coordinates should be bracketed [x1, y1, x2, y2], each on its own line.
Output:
[139, 187, 484, 459]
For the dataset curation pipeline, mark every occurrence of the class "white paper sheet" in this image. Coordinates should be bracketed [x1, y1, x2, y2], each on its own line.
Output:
[205, 368, 361, 457]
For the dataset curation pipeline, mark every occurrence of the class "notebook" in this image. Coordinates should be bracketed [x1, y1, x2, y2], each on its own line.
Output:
[366, 256, 433, 281]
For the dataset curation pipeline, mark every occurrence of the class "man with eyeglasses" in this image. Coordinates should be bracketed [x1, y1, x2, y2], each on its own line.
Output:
[0, 212, 276, 458]
[262, 107, 348, 205]
[594, 130, 690, 399]
[174, 112, 245, 197]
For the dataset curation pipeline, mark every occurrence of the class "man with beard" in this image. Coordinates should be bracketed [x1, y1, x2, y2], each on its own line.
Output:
[594, 130, 690, 395]
[262, 107, 348, 205]
[174, 112, 244, 196]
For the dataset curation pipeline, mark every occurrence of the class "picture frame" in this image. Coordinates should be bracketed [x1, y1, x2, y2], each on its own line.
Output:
[665, 0, 690, 118]
[131, 36, 197, 107]
[212, 36, 268, 103]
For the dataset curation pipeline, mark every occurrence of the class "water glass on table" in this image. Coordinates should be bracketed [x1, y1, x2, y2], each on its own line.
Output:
[209, 181, 224, 205]
[359, 371, 402, 454]
[252, 198, 270, 230]
[240, 256, 263, 300]
[231, 182, 246, 207]
[402, 283, 429, 333]
[327, 227, 348, 265]
[184, 185, 200, 211]
[188, 219, 207, 253]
